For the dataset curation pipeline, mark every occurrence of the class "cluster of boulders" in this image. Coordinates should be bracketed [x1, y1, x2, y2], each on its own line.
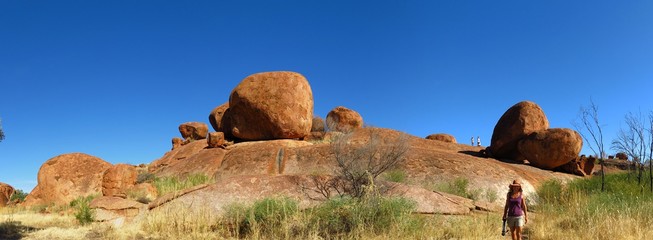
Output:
[485, 101, 592, 176]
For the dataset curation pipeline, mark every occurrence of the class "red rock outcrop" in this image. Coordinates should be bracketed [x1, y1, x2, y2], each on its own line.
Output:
[326, 106, 363, 132]
[24, 153, 112, 206]
[616, 152, 628, 160]
[518, 128, 583, 170]
[426, 133, 457, 143]
[226, 71, 313, 140]
[0, 182, 15, 207]
[207, 132, 225, 148]
[90, 196, 147, 226]
[488, 101, 549, 161]
[208, 103, 229, 133]
[172, 137, 183, 150]
[150, 140, 226, 178]
[102, 164, 138, 198]
[179, 122, 208, 140]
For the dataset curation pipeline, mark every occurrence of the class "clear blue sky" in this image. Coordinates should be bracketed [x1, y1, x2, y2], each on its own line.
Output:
[1, 1, 652, 192]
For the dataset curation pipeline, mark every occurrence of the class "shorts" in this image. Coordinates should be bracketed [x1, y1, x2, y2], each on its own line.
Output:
[506, 216, 525, 228]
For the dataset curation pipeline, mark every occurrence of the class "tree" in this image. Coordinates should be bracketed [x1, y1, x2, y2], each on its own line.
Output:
[0, 117, 4, 142]
[611, 111, 650, 184]
[573, 99, 606, 192]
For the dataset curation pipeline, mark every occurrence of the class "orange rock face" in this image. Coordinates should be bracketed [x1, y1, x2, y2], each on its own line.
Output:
[518, 128, 583, 169]
[326, 106, 363, 132]
[311, 117, 326, 132]
[24, 153, 112, 206]
[207, 132, 226, 148]
[172, 137, 183, 150]
[208, 103, 229, 133]
[426, 133, 457, 143]
[226, 71, 314, 140]
[488, 101, 549, 160]
[0, 182, 15, 207]
[179, 122, 209, 140]
[150, 140, 226, 178]
[102, 164, 138, 198]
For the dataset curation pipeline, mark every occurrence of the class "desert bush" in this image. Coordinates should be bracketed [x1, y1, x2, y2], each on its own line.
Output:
[70, 196, 95, 225]
[136, 172, 156, 184]
[433, 177, 481, 200]
[484, 188, 498, 203]
[238, 197, 299, 236]
[536, 179, 564, 205]
[9, 189, 27, 203]
[153, 173, 213, 195]
[330, 128, 409, 198]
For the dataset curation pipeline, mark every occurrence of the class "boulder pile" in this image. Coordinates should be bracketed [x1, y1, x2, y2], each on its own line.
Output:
[0, 182, 15, 207]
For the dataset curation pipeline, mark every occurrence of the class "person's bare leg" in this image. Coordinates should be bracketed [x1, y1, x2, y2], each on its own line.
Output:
[515, 226, 523, 240]
[510, 227, 518, 240]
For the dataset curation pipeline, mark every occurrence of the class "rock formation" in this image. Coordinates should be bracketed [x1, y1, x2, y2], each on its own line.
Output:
[172, 137, 183, 150]
[24, 153, 112, 206]
[90, 196, 147, 227]
[179, 122, 208, 140]
[426, 133, 457, 143]
[518, 128, 583, 169]
[226, 71, 313, 140]
[0, 182, 15, 207]
[208, 102, 229, 132]
[102, 164, 138, 198]
[207, 132, 226, 148]
[150, 140, 226, 178]
[311, 117, 326, 132]
[488, 101, 549, 160]
[326, 106, 363, 132]
[616, 152, 628, 160]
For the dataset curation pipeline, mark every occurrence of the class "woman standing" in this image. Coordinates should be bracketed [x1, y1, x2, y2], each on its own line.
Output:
[502, 179, 528, 240]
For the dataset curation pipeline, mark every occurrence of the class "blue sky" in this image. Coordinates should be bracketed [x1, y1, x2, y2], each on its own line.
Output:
[1, 1, 652, 192]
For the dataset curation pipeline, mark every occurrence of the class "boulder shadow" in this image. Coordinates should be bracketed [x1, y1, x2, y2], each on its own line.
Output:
[0, 220, 40, 240]
[458, 150, 486, 158]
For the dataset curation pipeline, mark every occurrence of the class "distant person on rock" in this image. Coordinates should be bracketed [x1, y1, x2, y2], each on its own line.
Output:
[477, 136, 481, 147]
[471, 136, 475, 146]
[502, 179, 528, 240]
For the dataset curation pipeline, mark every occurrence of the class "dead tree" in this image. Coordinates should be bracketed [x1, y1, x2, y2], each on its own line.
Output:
[573, 99, 606, 192]
[611, 111, 650, 184]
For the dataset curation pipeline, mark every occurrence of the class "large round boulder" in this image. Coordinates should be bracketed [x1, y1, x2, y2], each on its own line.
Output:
[488, 101, 549, 161]
[179, 122, 209, 140]
[0, 182, 15, 207]
[518, 128, 583, 170]
[615, 152, 628, 160]
[326, 106, 363, 132]
[226, 71, 314, 140]
[426, 133, 457, 143]
[208, 103, 229, 132]
[24, 153, 112, 206]
[102, 164, 138, 198]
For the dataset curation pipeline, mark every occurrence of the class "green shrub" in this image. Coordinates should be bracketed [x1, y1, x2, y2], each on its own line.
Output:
[9, 189, 27, 202]
[432, 177, 480, 200]
[384, 169, 407, 183]
[136, 172, 156, 184]
[484, 188, 498, 203]
[71, 196, 95, 225]
[536, 179, 564, 205]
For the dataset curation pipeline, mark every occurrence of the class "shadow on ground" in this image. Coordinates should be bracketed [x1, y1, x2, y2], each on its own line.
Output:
[0, 220, 39, 240]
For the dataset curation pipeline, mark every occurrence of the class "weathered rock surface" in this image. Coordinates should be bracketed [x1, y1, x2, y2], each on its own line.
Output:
[426, 133, 457, 143]
[488, 101, 549, 161]
[518, 128, 583, 170]
[179, 122, 208, 140]
[172, 137, 183, 150]
[207, 132, 226, 148]
[102, 164, 138, 198]
[90, 196, 147, 227]
[226, 71, 313, 140]
[208, 103, 229, 132]
[326, 106, 363, 132]
[0, 182, 15, 207]
[24, 153, 112, 206]
[150, 140, 226, 178]
[311, 117, 326, 132]
[217, 140, 314, 180]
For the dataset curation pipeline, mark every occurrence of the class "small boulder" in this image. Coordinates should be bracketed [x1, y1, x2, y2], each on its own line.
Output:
[172, 137, 183, 150]
[616, 152, 628, 160]
[179, 122, 208, 140]
[426, 133, 457, 143]
[24, 153, 112, 206]
[208, 103, 229, 132]
[226, 71, 314, 140]
[518, 128, 583, 170]
[488, 101, 549, 161]
[326, 106, 363, 132]
[207, 132, 226, 148]
[0, 182, 15, 207]
[90, 196, 147, 227]
[311, 117, 326, 132]
[102, 164, 138, 198]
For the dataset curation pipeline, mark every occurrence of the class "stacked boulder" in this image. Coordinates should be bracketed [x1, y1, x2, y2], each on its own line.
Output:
[326, 106, 363, 133]
[487, 101, 590, 176]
